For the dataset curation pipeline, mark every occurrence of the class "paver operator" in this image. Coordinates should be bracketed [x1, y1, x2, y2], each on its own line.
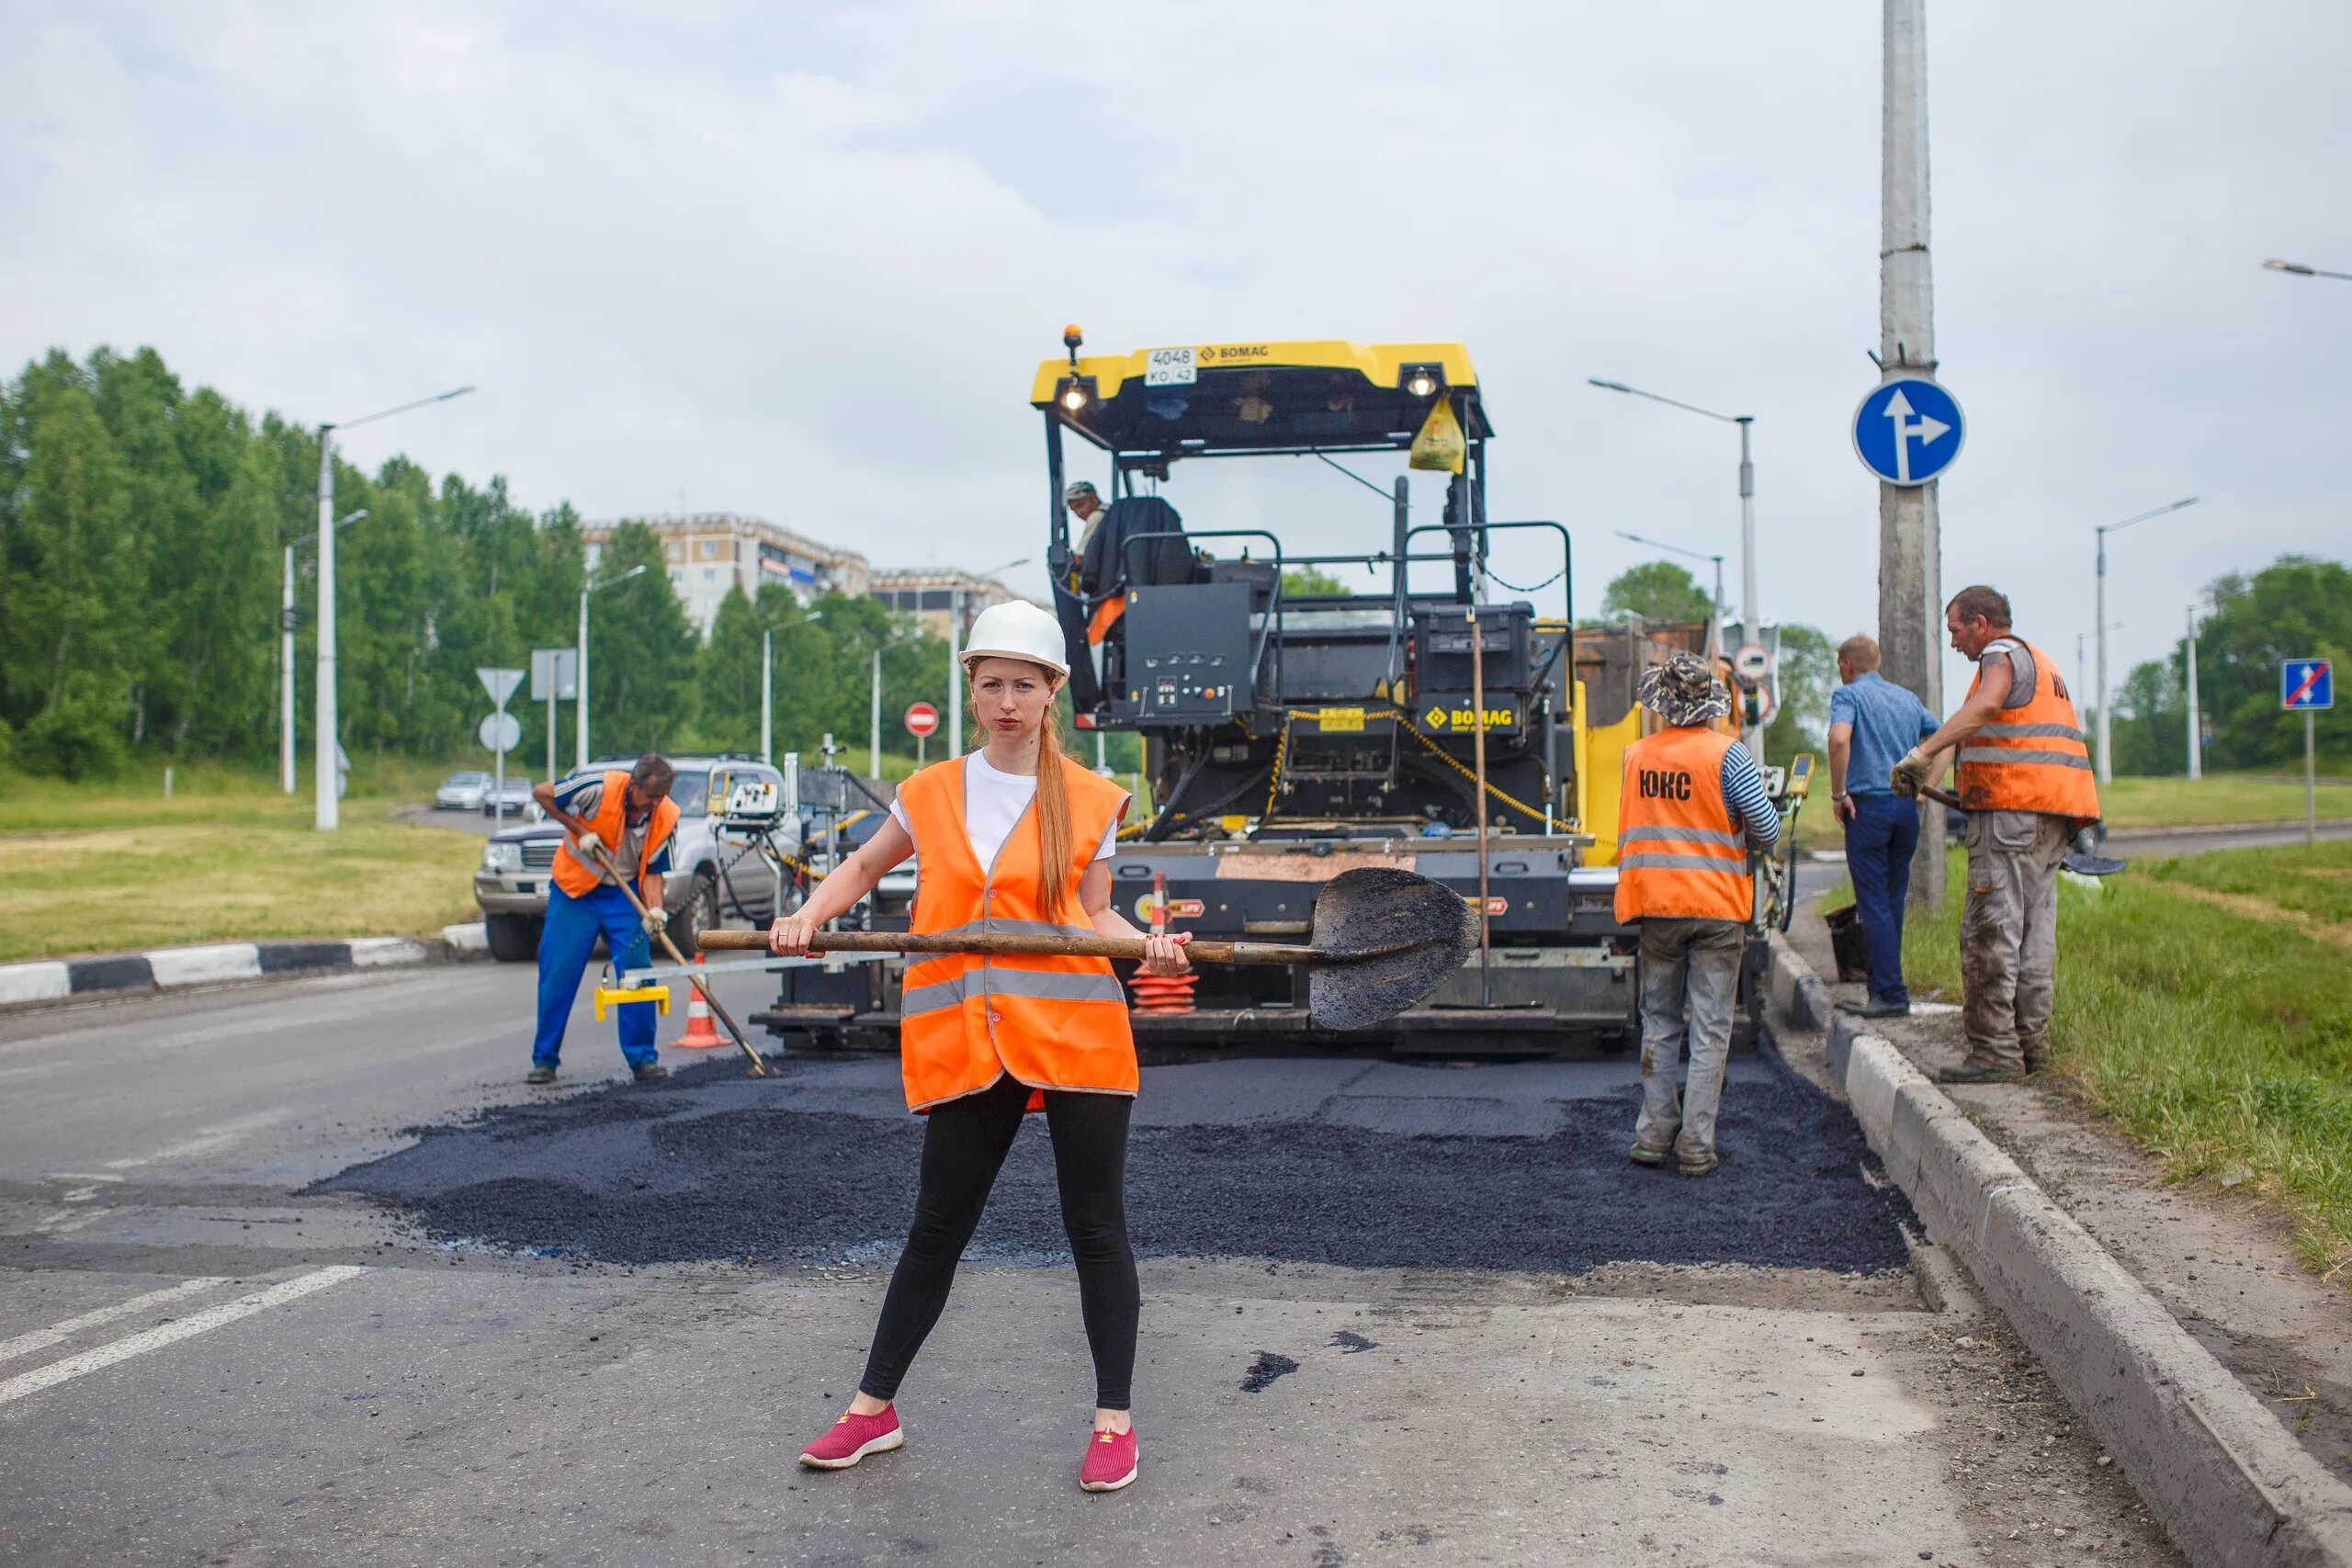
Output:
[1890, 585, 2100, 1084]
[768, 599, 1191, 1495]
[526, 754, 680, 1087]
[1827, 633, 1940, 1019]
[1615, 651, 1781, 1178]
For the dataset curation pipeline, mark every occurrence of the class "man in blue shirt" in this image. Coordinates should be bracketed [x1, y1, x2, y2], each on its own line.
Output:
[1828, 635, 1939, 1018]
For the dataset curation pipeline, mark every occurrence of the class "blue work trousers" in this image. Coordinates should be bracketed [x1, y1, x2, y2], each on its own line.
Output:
[1843, 793, 1921, 1006]
[533, 882, 659, 1070]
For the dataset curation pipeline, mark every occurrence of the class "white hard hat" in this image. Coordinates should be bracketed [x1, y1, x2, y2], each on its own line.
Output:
[959, 600, 1070, 679]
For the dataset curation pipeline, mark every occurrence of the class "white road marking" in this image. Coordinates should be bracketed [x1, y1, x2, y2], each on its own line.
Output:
[0, 1267, 365, 1408]
[0, 1277, 227, 1367]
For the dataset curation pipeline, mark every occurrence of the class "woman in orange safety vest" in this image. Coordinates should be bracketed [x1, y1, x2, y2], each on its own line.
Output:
[768, 600, 1189, 1495]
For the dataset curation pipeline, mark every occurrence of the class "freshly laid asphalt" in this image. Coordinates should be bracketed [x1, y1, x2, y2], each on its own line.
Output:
[322, 1052, 1917, 1276]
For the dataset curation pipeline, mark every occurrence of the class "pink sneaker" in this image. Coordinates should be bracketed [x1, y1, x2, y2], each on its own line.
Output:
[798, 1404, 903, 1470]
[1080, 1425, 1138, 1493]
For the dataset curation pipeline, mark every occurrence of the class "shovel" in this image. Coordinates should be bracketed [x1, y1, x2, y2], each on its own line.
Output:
[582, 841, 769, 1076]
[696, 865, 1476, 1031]
[1912, 783, 2127, 876]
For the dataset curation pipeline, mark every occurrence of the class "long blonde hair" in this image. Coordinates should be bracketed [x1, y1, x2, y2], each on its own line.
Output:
[967, 662, 1076, 922]
[1033, 695, 1075, 922]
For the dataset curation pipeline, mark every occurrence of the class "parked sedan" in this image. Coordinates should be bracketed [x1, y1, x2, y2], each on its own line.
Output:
[435, 771, 492, 810]
[481, 777, 539, 822]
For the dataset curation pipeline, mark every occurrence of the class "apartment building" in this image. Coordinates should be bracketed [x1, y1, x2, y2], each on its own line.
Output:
[867, 568, 1024, 641]
[580, 514, 872, 636]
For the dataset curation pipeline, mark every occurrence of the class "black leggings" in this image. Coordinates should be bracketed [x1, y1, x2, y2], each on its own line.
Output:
[858, 1076, 1140, 1410]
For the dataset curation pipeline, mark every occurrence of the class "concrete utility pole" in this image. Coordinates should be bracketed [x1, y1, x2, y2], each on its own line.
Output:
[762, 629, 774, 763]
[2184, 604, 2202, 779]
[947, 585, 965, 759]
[1879, 0, 1944, 909]
[870, 648, 882, 777]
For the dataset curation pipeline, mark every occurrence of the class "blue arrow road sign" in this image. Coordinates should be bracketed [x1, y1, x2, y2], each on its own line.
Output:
[2282, 658, 2333, 711]
[1853, 377, 1966, 486]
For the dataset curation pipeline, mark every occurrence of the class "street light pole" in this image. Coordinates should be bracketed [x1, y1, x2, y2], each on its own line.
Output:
[870, 648, 882, 777]
[2263, 257, 2352, 282]
[312, 385, 473, 829]
[762, 629, 773, 763]
[1587, 379, 1757, 644]
[1615, 530, 1727, 655]
[281, 545, 297, 793]
[578, 562, 648, 770]
[2092, 496, 2199, 785]
[2184, 604, 2203, 781]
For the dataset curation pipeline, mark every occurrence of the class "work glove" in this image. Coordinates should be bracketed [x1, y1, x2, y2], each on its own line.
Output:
[573, 829, 605, 859]
[641, 906, 667, 935]
[1888, 747, 1934, 799]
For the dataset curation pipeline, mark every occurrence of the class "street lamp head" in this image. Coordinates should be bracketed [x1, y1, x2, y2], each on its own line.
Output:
[2264, 258, 2313, 275]
[1588, 378, 1632, 393]
[338, 508, 368, 526]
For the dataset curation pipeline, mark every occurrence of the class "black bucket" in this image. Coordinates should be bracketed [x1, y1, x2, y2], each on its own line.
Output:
[1823, 905, 1871, 984]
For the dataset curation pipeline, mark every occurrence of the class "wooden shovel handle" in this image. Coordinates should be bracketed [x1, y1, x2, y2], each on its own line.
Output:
[695, 929, 1320, 966]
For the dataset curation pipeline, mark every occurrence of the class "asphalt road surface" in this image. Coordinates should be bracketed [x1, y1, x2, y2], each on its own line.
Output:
[0, 961, 2183, 1565]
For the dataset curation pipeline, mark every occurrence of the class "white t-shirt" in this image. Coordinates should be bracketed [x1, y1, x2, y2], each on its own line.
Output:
[889, 752, 1121, 872]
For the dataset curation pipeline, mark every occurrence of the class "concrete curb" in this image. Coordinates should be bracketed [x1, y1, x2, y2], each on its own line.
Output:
[0, 924, 489, 1010]
[1776, 953, 2352, 1565]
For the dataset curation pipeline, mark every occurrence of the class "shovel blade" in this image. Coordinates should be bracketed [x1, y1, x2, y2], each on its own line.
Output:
[1304, 867, 1478, 1031]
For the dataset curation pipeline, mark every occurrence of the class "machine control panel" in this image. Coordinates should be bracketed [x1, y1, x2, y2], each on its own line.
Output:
[1119, 581, 1254, 721]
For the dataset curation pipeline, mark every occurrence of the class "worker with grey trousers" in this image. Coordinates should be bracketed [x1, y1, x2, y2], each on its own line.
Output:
[1613, 652, 1781, 1177]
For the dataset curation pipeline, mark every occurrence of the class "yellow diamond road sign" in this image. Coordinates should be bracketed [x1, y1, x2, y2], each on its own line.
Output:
[1422, 705, 1448, 729]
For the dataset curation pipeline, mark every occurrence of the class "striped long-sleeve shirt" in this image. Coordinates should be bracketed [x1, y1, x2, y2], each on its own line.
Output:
[1720, 743, 1781, 849]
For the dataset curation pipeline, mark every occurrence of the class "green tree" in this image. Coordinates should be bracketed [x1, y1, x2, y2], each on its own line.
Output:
[1281, 565, 1349, 598]
[1759, 624, 1833, 767]
[585, 522, 698, 757]
[1601, 560, 1713, 624]
[2, 360, 143, 775]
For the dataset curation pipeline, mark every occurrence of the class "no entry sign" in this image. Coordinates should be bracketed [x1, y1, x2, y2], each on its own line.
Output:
[903, 702, 940, 738]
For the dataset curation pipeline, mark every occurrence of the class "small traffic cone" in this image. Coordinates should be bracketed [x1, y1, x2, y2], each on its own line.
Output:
[673, 956, 728, 1049]
[1128, 872, 1198, 1015]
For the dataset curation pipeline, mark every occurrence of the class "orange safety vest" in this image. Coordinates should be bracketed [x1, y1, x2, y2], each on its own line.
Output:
[1954, 638, 2101, 825]
[1086, 592, 1127, 647]
[895, 754, 1134, 1113]
[549, 771, 683, 899]
[1613, 726, 1754, 924]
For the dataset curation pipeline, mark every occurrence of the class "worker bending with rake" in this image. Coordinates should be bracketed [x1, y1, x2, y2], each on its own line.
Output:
[526, 753, 680, 1086]
[769, 601, 1189, 1494]
[1892, 585, 2100, 1083]
[1616, 652, 1781, 1178]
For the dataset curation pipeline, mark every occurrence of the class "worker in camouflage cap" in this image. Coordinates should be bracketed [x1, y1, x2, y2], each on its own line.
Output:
[1635, 649, 1734, 728]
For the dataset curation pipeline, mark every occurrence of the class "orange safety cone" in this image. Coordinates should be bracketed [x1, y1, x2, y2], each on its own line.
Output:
[673, 956, 728, 1048]
[1127, 871, 1198, 1015]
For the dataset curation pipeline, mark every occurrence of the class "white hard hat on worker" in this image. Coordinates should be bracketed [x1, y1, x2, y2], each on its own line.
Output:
[958, 600, 1069, 680]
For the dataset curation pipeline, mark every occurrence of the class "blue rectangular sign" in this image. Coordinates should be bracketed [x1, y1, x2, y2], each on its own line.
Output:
[2282, 658, 2333, 711]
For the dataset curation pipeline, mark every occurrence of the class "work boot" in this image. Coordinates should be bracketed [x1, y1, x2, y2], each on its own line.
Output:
[526, 1065, 557, 1086]
[631, 1062, 670, 1084]
[1938, 1062, 2021, 1086]
[1677, 1148, 1720, 1179]
[1850, 998, 1910, 1020]
[1628, 1141, 1672, 1168]
[2021, 1043, 2054, 1077]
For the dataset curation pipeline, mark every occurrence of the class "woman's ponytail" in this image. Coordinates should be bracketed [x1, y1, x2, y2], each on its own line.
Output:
[1035, 694, 1076, 922]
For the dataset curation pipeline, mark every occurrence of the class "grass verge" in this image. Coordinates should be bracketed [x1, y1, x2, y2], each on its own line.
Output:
[0, 764, 484, 962]
[2097, 772, 2352, 829]
[1901, 843, 2352, 1280]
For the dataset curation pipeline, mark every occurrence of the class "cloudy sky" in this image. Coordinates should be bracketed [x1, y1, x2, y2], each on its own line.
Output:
[6, 1, 2347, 700]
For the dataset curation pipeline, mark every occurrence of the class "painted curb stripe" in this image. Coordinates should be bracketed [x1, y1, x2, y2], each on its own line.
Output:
[256, 942, 351, 975]
[65, 955, 152, 994]
[0, 1267, 366, 1409]
[0, 963, 71, 1005]
[148, 944, 263, 987]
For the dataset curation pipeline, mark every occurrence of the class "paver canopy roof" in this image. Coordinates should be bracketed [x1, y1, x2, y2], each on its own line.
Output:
[1031, 339, 1489, 460]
